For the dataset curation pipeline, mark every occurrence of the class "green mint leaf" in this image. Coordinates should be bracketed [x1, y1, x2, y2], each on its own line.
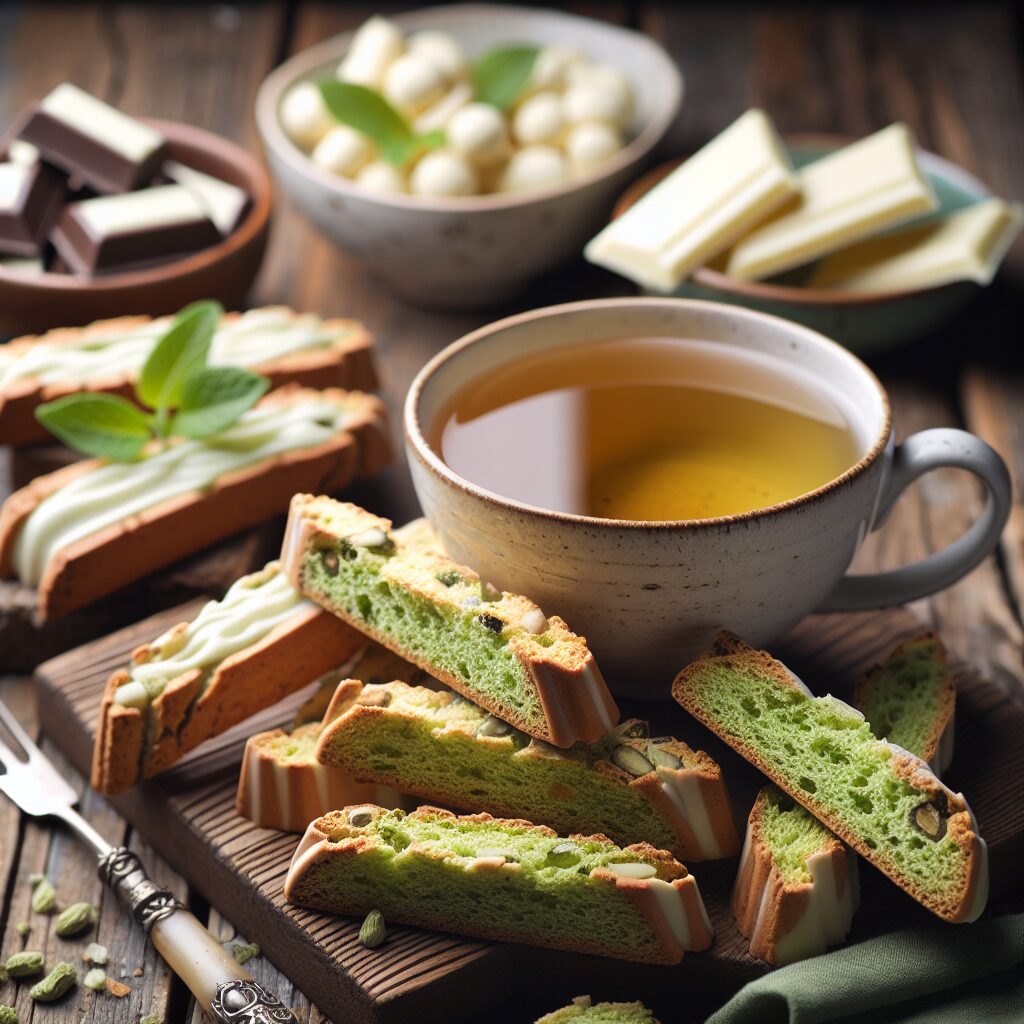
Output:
[137, 300, 223, 414]
[170, 367, 270, 440]
[472, 46, 539, 109]
[35, 394, 152, 462]
[320, 81, 417, 167]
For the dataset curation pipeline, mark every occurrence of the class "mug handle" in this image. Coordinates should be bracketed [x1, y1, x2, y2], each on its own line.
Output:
[819, 428, 1012, 612]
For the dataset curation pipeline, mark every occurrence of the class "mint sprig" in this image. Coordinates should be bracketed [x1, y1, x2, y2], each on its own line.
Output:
[34, 300, 270, 462]
[319, 81, 444, 167]
[472, 46, 539, 109]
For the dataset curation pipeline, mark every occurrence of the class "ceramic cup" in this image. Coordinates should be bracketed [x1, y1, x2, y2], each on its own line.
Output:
[405, 298, 1011, 696]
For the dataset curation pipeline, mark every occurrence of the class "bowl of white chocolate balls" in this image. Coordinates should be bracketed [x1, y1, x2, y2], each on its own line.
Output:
[255, 4, 683, 308]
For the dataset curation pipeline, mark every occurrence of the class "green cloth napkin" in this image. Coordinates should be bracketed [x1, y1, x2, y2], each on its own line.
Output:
[707, 914, 1024, 1024]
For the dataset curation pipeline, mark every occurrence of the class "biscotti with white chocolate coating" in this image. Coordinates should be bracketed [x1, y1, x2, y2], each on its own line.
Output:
[281, 495, 619, 747]
[284, 805, 713, 964]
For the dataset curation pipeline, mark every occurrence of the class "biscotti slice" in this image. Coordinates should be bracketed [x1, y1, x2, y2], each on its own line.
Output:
[853, 633, 955, 773]
[92, 561, 365, 795]
[316, 679, 738, 860]
[285, 805, 713, 964]
[536, 995, 658, 1023]
[732, 786, 858, 965]
[281, 495, 619, 747]
[0, 386, 389, 620]
[672, 635, 987, 923]
[0, 307, 377, 446]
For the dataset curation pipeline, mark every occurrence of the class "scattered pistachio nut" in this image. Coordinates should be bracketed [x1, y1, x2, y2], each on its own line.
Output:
[105, 977, 131, 998]
[14, 921, 29, 940]
[359, 909, 386, 949]
[141, 1016, 163, 1024]
[29, 962, 76, 1003]
[911, 800, 947, 841]
[348, 809, 374, 828]
[476, 714, 513, 738]
[0, 1005, 18, 1024]
[609, 745, 655, 778]
[55, 902, 97, 937]
[81, 942, 109, 966]
[436, 569, 462, 587]
[231, 942, 260, 966]
[83, 968, 107, 991]
[5, 951, 44, 978]
[27, 873, 43, 886]
[648, 744, 683, 770]
[30, 878, 57, 914]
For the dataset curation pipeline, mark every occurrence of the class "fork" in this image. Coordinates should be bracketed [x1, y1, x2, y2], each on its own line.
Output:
[0, 699, 298, 1023]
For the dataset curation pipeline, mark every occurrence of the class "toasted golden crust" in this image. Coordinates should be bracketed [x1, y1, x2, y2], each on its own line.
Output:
[0, 309, 377, 445]
[0, 387, 390, 619]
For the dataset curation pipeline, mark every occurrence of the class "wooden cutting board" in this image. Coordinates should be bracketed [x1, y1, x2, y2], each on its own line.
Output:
[33, 604, 1024, 1024]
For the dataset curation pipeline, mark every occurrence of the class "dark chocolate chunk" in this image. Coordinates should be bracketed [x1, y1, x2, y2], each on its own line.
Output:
[0, 160, 66, 257]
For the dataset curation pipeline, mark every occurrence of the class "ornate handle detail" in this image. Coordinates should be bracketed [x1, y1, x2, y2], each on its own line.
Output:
[212, 979, 299, 1023]
[98, 846, 185, 933]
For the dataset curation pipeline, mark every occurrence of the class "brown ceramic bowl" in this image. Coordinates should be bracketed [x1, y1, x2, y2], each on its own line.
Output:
[0, 119, 272, 336]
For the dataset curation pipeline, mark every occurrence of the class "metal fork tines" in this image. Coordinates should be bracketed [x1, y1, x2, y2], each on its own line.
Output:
[0, 698, 110, 855]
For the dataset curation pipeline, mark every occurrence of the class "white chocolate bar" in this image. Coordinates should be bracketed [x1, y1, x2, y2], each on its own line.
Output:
[164, 160, 250, 236]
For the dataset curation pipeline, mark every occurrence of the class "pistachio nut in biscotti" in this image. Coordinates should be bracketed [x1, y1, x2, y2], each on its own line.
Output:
[284, 805, 713, 964]
[0, 307, 377, 447]
[536, 995, 659, 1024]
[315, 679, 738, 860]
[92, 560, 366, 795]
[0, 386, 390, 620]
[672, 632, 987, 923]
[280, 495, 619, 747]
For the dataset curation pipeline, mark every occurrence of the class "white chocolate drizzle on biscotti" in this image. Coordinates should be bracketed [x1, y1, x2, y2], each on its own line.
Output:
[0, 308, 350, 390]
[113, 563, 309, 708]
[656, 766, 724, 861]
[12, 399, 357, 587]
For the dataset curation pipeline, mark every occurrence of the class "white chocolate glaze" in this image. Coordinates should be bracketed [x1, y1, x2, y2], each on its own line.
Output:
[13, 398, 355, 587]
[580, 662, 614, 731]
[646, 877, 708, 951]
[0, 307, 350, 390]
[656, 766, 723, 860]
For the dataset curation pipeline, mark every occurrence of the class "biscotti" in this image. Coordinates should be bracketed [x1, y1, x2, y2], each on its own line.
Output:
[0, 307, 377, 446]
[281, 496, 619, 747]
[0, 386, 389, 620]
[536, 996, 659, 1023]
[673, 633, 987, 923]
[285, 805, 713, 964]
[853, 632, 954, 773]
[732, 787, 858, 965]
[92, 561, 365, 795]
[316, 679, 738, 860]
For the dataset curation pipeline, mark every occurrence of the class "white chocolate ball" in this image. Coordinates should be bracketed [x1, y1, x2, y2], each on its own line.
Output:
[562, 65, 634, 128]
[280, 82, 333, 151]
[564, 121, 623, 170]
[512, 91, 564, 146]
[412, 80, 473, 135]
[446, 102, 510, 166]
[497, 145, 566, 192]
[382, 54, 446, 115]
[409, 150, 479, 196]
[311, 125, 373, 177]
[407, 30, 467, 82]
[356, 161, 406, 193]
[336, 16, 404, 89]
[530, 45, 584, 91]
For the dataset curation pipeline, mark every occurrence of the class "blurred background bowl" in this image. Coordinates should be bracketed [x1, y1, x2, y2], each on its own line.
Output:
[255, 3, 683, 310]
[612, 134, 995, 354]
[0, 119, 271, 338]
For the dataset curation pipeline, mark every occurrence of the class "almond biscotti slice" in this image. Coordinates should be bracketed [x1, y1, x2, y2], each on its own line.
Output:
[0, 306, 377, 446]
[92, 561, 366, 795]
[732, 787, 858, 965]
[853, 632, 955, 773]
[536, 996, 658, 1023]
[316, 679, 738, 860]
[672, 635, 987, 923]
[0, 386, 389, 620]
[285, 805, 713, 964]
[281, 495, 619, 747]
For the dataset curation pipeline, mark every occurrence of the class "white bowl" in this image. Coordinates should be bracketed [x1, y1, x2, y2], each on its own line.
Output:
[255, 3, 683, 309]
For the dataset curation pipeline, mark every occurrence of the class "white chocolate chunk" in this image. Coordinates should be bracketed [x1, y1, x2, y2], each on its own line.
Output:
[409, 150, 478, 196]
[164, 160, 249, 236]
[807, 198, 1024, 292]
[280, 82, 334, 151]
[407, 30, 466, 83]
[607, 861, 657, 879]
[585, 109, 798, 291]
[382, 54, 446, 116]
[497, 145, 565, 192]
[446, 102, 510, 166]
[0, 163, 30, 212]
[513, 92, 565, 146]
[565, 121, 622, 170]
[412, 81, 474, 135]
[356, 160, 406, 194]
[312, 126, 374, 177]
[726, 123, 939, 281]
[336, 16, 404, 89]
[562, 66, 633, 129]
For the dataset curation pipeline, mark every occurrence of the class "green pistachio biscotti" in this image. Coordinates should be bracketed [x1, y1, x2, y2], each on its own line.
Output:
[536, 995, 659, 1023]
[284, 805, 713, 964]
[673, 632, 987, 923]
[853, 632, 955, 773]
[316, 679, 739, 861]
[281, 495, 620, 747]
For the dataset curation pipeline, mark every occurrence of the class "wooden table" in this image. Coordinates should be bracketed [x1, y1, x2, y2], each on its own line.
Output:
[1, 4, 1022, 1022]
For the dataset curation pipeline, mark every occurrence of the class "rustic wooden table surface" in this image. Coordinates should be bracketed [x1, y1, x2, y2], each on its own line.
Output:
[1, 3, 1022, 1022]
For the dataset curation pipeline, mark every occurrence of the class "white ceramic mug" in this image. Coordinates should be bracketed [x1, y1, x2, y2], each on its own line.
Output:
[405, 298, 1011, 696]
